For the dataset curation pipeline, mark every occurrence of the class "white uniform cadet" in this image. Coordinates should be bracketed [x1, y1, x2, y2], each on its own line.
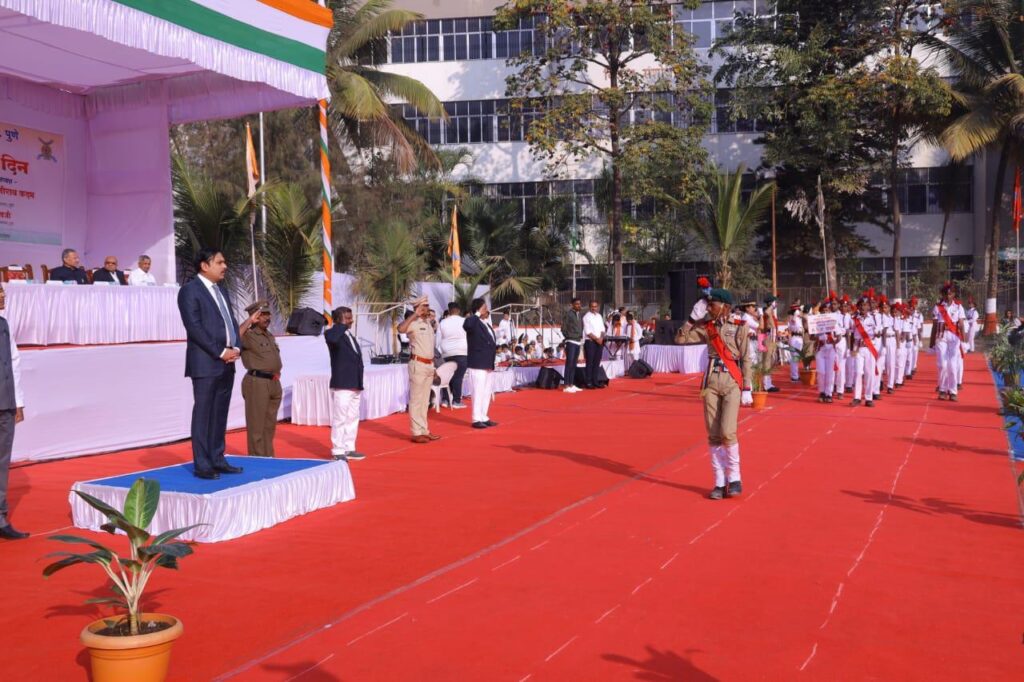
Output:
[815, 303, 837, 401]
[879, 309, 898, 392]
[833, 308, 851, 398]
[965, 304, 979, 352]
[851, 306, 879, 405]
[932, 297, 966, 400]
[787, 309, 803, 382]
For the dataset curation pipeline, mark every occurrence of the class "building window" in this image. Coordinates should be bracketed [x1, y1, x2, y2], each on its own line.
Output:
[495, 15, 546, 59]
[673, 1, 763, 49]
[497, 99, 543, 142]
[389, 19, 441, 63]
[470, 179, 598, 225]
[394, 104, 443, 144]
[713, 89, 763, 134]
[441, 17, 494, 60]
[887, 166, 974, 215]
[443, 100, 495, 144]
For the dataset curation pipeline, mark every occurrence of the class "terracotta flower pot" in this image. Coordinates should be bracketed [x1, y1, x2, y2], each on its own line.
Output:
[800, 369, 817, 386]
[80, 613, 182, 682]
[751, 391, 769, 410]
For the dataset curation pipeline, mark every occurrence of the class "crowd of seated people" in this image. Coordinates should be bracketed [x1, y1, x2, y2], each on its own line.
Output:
[4, 249, 160, 286]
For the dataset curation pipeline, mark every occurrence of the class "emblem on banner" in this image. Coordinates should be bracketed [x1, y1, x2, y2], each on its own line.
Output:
[37, 138, 57, 163]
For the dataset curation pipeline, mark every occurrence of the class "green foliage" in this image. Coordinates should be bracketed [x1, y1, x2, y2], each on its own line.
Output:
[697, 165, 774, 290]
[497, 0, 710, 305]
[42, 479, 198, 637]
[258, 184, 327, 319]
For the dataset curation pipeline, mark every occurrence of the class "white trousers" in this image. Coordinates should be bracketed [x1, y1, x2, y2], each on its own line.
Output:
[468, 368, 493, 422]
[845, 353, 857, 390]
[854, 347, 877, 400]
[789, 335, 803, 380]
[882, 338, 898, 389]
[330, 389, 361, 455]
[816, 345, 835, 395]
[935, 335, 962, 394]
[710, 443, 741, 487]
[833, 341, 848, 394]
[966, 323, 978, 352]
[895, 342, 908, 385]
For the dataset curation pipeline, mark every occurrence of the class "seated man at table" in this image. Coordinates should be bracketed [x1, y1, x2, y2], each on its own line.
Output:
[92, 256, 127, 285]
[128, 255, 157, 286]
[49, 248, 89, 284]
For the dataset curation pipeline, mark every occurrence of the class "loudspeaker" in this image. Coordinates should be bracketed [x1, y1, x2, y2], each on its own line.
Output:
[535, 366, 562, 389]
[627, 359, 654, 379]
[286, 307, 326, 336]
[573, 366, 609, 388]
[654, 320, 684, 345]
[668, 270, 697, 320]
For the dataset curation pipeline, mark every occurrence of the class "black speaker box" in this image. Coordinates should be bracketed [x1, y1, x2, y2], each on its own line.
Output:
[627, 359, 654, 378]
[287, 307, 326, 336]
[535, 366, 562, 389]
[667, 270, 698, 320]
[573, 366, 609, 388]
[654, 320, 685, 345]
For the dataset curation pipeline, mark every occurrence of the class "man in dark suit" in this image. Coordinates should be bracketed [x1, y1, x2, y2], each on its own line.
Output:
[176, 248, 243, 479]
[463, 297, 498, 429]
[49, 248, 90, 284]
[92, 256, 128, 285]
[326, 306, 366, 461]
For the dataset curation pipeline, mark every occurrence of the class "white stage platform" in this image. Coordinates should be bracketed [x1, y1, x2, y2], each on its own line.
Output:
[640, 344, 708, 374]
[70, 455, 355, 543]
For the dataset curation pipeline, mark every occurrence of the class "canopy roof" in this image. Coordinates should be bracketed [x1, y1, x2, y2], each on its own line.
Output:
[0, 0, 332, 115]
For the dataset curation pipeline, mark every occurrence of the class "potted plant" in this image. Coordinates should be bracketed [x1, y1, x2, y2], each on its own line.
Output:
[797, 340, 817, 387]
[42, 479, 198, 682]
[751, 354, 774, 410]
[989, 336, 1024, 387]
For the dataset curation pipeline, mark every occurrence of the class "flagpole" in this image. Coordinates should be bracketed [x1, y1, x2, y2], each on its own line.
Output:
[259, 111, 267, 235]
[318, 0, 333, 323]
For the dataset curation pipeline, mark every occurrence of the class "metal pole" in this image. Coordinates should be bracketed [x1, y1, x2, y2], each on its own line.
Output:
[771, 183, 778, 296]
[817, 175, 830, 298]
[259, 112, 267, 234]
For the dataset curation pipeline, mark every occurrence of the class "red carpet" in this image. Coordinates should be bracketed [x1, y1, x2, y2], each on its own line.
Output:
[0, 354, 1021, 680]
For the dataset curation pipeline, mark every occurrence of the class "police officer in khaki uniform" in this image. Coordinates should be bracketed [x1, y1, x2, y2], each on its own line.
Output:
[240, 300, 283, 457]
[398, 296, 440, 443]
[676, 288, 751, 500]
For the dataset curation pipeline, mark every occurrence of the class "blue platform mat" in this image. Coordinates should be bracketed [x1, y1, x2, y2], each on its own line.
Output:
[84, 456, 332, 494]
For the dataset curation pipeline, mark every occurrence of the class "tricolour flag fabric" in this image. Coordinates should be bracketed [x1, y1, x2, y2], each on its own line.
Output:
[245, 122, 260, 198]
[1013, 166, 1022, 234]
[448, 206, 462, 280]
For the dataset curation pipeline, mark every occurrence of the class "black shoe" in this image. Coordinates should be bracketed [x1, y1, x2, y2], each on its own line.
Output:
[766, 386, 780, 393]
[194, 470, 220, 480]
[726, 481, 743, 497]
[873, 394, 881, 401]
[472, 422, 488, 429]
[957, 383, 962, 389]
[346, 451, 366, 461]
[709, 486, 725, 500]
[484, 420, 499, 427]
[886, 388, 893, 394]
[0, 523, 29, 540]
[825, 395, 833, 403]
[213, 463, 243, 474]
[865, 400, 874, 407]
[949, 393, 959, 402]
[818, 393, 827, 403]
[937, 392, 947, 401]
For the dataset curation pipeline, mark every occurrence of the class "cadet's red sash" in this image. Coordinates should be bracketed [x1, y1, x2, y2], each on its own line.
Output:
[937, 304, 966, 358]
[852, 317, 878, 360]
[705, 321, 744, 388]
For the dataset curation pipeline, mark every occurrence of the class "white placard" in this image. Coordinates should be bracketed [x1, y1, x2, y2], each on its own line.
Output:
[807, 313, 840, 335]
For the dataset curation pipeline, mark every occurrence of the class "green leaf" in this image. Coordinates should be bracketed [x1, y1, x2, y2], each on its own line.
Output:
[84, 597, 128, 607]
[151, 524, 204, 546]
[47, 534, 115, 554]
[73, 490, 130, 526]
[155, 555, 179, 570]
[41, 550, 111, 577]
[123, 478, 160, 530]
[139, 543, 194, 559]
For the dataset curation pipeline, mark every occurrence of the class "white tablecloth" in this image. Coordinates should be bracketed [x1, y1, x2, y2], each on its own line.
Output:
[640, 344, 708, 374]
[291, 365, 410, 426]
[4, 283, 185, 346]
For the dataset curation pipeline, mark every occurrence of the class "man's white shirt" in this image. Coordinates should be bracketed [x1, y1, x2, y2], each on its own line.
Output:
[582, 311, 605, 340]
[437, 314, 468, 357]
[129, 267, 157, 286]
[197, 274, 235, 353]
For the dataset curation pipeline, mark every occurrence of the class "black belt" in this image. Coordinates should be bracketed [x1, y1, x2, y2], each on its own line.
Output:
[248, 369, 278, 380]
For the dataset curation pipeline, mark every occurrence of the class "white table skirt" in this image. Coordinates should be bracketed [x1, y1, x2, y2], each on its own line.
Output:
[291, 365, 410, 426]
[640, 344, 708, 374]
[4, 283, 185, 345]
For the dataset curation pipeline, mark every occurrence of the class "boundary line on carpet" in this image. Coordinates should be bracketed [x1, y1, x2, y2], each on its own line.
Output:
[213, 372, 772, 680]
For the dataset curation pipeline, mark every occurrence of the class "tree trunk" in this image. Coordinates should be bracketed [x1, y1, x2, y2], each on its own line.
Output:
[890, 148, 903, 300]
[984, 145, 1009, 335]
[609, 58, 624, 309]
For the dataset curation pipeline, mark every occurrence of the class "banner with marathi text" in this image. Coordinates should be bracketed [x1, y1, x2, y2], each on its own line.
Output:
[0, 121, 65, 248]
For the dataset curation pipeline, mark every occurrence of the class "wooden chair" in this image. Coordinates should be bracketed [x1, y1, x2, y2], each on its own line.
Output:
[86, 269, 95, 284]
[0, 265, 32, 282]
[39, 264, 50, 282]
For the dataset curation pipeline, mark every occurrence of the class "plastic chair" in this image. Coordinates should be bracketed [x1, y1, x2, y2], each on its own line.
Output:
[431, 361, 458, 413]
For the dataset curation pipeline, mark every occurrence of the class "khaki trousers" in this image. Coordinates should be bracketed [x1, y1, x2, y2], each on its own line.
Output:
[702, 371, 740, 446]
[241, 375, 282, 457]
[408, 361, 434, 436]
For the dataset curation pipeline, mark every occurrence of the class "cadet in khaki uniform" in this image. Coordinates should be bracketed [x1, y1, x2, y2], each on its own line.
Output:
[676, 289, 752, 500]
[240, 300, 283, 457]
[398, 296, 441, 443]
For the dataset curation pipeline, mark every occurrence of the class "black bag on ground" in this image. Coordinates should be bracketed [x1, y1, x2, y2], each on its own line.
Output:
[535, 366, 562, 389]
[573, 366, 609, 388]
[627, 359, 654, 379]
[286, 307, 325, 336]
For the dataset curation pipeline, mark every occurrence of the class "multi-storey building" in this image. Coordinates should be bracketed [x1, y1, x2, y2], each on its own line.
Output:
[381, 0, 999, 300]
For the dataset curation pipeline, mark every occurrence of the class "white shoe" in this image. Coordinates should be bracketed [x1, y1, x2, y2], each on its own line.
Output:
[563, 385, 580, 393]
[450, 402, 467, 409]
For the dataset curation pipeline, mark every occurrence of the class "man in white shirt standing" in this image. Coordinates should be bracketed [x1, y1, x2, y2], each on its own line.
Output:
[437, 302, 468, 409]
[128, 254, 158, 286]
[0, 283, 27, 539]
[495, 311, 514, 346]
[582, 300, 606, 389]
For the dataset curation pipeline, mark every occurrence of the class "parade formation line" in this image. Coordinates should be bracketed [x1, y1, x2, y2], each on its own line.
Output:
[0, 354, 1021, 681]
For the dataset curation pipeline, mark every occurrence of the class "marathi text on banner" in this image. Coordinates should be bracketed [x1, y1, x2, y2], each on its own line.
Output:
[807, 313, 840, 336]
[0, 122, 64, 247]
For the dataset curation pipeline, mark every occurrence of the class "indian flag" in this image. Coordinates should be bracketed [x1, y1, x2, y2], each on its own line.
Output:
[448, 206, 462, 280]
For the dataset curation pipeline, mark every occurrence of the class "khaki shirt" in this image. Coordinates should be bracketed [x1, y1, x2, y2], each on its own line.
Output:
[407, 318, 435, 360]
[678, 317, 752, 388]
[240, 327, 283, 374]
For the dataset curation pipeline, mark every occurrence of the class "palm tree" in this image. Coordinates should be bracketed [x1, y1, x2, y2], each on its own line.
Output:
[356, 217, 424, 348]
[697, 165, 775, 290]
[457, 198, 541, 302]
[325, 0, 446, 172]
[922, 0, 1024, 333]
[258, 184, 326, 319]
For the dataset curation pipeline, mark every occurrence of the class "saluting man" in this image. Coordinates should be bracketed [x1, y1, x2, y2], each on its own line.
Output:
[676, 289, 752, 500]
[399, 296, 441, 443]
[240, 300, 283, 457]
